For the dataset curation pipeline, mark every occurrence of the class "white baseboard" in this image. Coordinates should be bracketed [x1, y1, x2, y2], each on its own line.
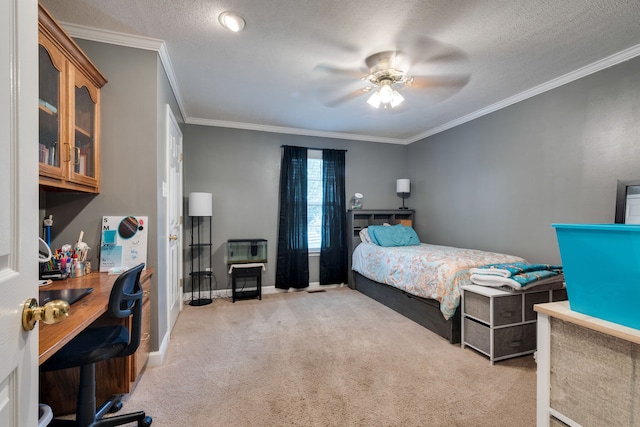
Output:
[148, 330, 171, 367]
[182, 282, 348, 302]
[263, 282, 348, 294]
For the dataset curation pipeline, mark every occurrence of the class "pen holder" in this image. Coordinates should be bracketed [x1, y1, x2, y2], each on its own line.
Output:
[72, 261, 85, 278]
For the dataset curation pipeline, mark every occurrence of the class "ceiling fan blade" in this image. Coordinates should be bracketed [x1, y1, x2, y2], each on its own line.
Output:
[322, 87, 368, 107]
[404, 36, 469, 68]
[410, 74, 471, 90]
[313, 63, 364, 79]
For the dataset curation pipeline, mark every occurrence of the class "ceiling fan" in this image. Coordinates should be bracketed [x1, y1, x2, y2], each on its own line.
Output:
[314, 37, 470, 109]
[361, 51, 413, 108]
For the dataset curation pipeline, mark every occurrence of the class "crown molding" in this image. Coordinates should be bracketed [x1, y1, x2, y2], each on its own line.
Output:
[60, 21, 163, 50]
[406, 41, 640, 144]
[59, 22, 188, 122]
[185, 117, 406, 145]
[58, 22, 640, 146]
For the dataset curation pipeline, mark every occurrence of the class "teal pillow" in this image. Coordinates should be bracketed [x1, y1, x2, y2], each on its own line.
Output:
[367, 224, 420, 247]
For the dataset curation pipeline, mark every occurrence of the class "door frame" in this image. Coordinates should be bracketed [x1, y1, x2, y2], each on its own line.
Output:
[165, 104, 183, 335]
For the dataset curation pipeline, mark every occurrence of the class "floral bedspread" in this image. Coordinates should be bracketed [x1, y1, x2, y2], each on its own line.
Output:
[351, 243, 525, 319]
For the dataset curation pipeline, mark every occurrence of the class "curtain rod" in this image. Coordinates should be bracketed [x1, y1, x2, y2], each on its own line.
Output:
[281, 145, 347, 152]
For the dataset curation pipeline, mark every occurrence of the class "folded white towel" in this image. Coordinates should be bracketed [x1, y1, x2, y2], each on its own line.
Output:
[468, 267, 511, 277]
[470, 274, 564, 291]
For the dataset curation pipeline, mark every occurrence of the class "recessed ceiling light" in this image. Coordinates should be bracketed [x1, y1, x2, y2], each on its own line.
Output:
[219, 11, 246, 32]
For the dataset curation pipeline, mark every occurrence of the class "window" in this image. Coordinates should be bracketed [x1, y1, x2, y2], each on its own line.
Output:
[307, 150, 323, 251]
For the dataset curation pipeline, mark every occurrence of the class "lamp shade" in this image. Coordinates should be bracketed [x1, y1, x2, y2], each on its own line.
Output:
[396, 179, 410, 193]
[188, 192, 212, 217]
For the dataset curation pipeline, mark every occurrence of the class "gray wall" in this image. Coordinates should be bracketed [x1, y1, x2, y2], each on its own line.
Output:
[41, 40, 183, 352]
[408, 55, 640, 264]
[183, 125, 408, 289]
[45, 41, 158, 271]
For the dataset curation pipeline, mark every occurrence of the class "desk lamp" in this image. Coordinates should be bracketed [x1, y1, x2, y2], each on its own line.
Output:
[396, 179, 410, 209]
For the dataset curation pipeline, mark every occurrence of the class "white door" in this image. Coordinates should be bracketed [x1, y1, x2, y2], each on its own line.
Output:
[625, 194, 640, 224]
[0, 0, 39, 425]
[166, 105, 183, 333]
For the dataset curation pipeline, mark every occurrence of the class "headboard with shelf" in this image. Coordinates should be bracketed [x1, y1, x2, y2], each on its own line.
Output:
[346, 209, 415, 288]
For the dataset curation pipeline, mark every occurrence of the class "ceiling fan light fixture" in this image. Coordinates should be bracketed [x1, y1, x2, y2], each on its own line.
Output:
[219, 11, 246, 32]
[379, 83, 394, 104]
[367, 91, 381, 108]
[367, 80, 404, 109]
[390, 90, 404, 108]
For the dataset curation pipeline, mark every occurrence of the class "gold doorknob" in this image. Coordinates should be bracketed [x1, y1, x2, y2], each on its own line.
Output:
[169, 234, 178, 241]
[22, 298, 70, 331]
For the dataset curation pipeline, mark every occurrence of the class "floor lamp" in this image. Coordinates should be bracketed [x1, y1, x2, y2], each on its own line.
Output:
[188, 192, 213, 306]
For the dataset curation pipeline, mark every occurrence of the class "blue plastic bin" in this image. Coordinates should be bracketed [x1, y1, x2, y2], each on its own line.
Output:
[552, 223, 640, 330]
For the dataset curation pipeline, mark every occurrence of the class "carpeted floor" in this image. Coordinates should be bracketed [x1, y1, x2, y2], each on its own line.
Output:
[121, 287, 536, 426]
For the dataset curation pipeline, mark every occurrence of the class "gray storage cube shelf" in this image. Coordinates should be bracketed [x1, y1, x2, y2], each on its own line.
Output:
[461, 284, 567, 364]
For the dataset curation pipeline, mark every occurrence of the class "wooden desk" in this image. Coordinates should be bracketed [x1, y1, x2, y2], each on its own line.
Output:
[39, 269, 153, 415]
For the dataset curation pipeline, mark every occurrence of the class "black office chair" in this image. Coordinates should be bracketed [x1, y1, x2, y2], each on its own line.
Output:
[41, 263, 152, 427]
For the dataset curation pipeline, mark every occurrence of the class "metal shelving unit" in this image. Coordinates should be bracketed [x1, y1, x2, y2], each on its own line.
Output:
[189, 215, 212, 306]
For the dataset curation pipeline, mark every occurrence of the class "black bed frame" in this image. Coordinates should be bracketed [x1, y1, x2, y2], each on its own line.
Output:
[354, 272, 461, 344]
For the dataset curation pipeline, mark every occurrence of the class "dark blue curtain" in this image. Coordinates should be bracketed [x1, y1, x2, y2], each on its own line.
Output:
[275, 146, 309, 289]
[320, 149, 348, 285]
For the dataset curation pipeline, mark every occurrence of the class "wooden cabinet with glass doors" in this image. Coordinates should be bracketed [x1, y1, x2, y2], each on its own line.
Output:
[38, 4, 107, 193]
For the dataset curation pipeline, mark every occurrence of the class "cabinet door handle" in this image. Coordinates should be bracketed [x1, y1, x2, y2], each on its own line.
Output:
[64, 142, 71, 163]
[73, 146, 80, 165]
[169, 234, 178, 241]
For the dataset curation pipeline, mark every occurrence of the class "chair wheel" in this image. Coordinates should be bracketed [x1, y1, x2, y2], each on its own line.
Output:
[138, 415, 152, 426]
[109, 401, 123, 413]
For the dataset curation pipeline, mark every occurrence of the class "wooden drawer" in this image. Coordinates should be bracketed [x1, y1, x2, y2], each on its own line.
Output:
[464, 317, 536, 358]
[133, 275, 152, 381]
[133, 297, 151, 380]
[464, 291, 522, 326]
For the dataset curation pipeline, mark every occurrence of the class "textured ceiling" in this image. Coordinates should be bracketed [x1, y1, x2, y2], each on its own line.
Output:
[40, 0, 640, 144]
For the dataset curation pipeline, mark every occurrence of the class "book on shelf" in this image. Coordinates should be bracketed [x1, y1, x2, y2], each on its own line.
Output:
[78, 154, 86, 175]
[39, 142, 57, 165]
[39, 144, 47, 163]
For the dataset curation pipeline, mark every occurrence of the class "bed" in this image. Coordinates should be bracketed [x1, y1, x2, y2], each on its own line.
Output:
[351, 240, 525, 343]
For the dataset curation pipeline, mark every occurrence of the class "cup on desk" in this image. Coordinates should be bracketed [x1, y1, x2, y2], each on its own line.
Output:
[72, 261, 85, 278]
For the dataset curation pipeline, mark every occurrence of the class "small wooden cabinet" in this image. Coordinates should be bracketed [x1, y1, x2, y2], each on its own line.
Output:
[38, 4, 107, 193]
[133, 274, 152, 381]
[461, 284, 567, 364]
[346, 209, 415, 288]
